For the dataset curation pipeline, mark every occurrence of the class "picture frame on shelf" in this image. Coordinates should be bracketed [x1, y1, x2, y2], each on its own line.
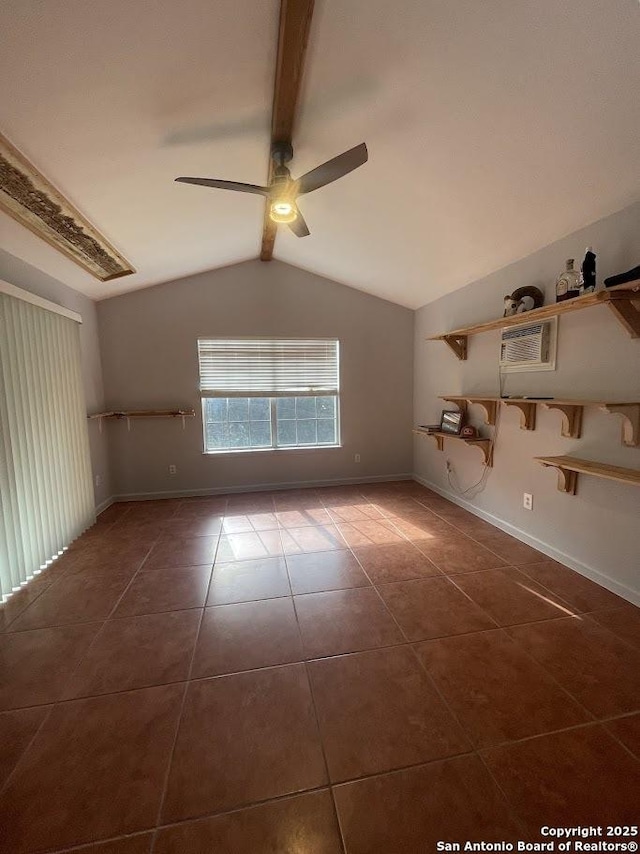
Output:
[440, 409, 463, 434]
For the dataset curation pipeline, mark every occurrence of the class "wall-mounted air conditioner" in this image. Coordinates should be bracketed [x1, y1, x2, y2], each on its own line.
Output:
[499, 317, 557, 373]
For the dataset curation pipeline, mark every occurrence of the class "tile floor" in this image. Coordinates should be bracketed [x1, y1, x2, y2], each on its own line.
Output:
[1, 481, 639, 853]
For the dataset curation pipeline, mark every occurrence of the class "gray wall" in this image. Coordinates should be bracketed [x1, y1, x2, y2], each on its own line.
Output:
[97, 260, 414, 496]
[414, 201, 640, 603]
[0, 249, 111, 508]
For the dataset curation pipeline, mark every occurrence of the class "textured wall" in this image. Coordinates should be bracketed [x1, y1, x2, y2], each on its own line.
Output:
[414, 201, 640, 602]
[98, 259, 414, 496]
[0, 249, 111, 508]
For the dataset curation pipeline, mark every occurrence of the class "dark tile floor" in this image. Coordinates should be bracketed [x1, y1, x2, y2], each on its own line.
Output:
[1, 481, 639, 853]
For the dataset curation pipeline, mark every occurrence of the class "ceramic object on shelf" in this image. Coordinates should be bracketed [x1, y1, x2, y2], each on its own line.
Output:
[604, 264, 640, 288]
[503, 286, 544, 317]
[581, 247, 596, 294]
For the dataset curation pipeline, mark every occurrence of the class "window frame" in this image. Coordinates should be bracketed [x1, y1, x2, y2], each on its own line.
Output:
[198, 338, 341, 455]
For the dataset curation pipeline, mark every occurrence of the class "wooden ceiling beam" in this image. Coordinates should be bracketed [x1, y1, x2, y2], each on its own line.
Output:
[260, 0, 315, 262]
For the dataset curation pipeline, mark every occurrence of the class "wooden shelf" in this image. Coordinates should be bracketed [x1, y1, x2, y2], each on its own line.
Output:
[429, 281, 640, 360]
[88, 409, 196, 432]
[88, 409, 196, 419]
[535, 455, 640, 495]
[414, 428, 493, 467]
[439, 396, 640, 445]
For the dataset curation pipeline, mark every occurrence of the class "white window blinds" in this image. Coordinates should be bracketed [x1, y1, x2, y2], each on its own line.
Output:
[0, 284, 95, 602]
[198, 339, 340, 397]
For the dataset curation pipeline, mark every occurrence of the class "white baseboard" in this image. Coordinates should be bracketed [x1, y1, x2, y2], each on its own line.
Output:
[413, 474, 640, 607]
[111, 473, 414, 503]
[95, 496, 115, 517]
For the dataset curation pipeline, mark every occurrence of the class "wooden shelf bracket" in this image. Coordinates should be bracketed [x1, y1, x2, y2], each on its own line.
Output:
[431, 433, 494, 467]
[471, 398, 497, 426]
[479, 439, 494, 468]
[541, 402, 583, 438]
[606, 294, 640, 338]
[538, 459, 579, 494]
[600, 403, 640, 447]
[440, 397, 496, 426]
[414, 428, 493, 467]
[440, 398, 468, 420]
[443, 335, 467, 361]
[502, 399, 537, 430]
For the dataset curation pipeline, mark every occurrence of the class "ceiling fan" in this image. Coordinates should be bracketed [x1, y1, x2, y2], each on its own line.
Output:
[173, 0, 367, 254]
[175, 140, 368, 238]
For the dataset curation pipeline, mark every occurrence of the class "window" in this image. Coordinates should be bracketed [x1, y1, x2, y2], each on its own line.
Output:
[198, 339, 340, 453]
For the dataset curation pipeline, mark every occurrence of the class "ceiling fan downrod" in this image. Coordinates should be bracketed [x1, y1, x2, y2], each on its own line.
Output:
[271, 141, 293, 169]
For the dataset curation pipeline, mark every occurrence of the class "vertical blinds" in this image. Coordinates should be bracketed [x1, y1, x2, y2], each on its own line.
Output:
[0, 288, 95, 601]
[197, 338, 340, 397]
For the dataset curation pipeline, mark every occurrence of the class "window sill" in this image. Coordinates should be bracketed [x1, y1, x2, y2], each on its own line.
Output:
[202, 444, 342, 456]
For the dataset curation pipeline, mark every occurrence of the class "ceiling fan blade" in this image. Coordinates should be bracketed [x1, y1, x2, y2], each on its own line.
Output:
[164, 79, 376, 148]
[165, 114, 266, 146]
[297, 142, 368, 195]
[175, 177, 270, 195]
[287, 206, 310, 237]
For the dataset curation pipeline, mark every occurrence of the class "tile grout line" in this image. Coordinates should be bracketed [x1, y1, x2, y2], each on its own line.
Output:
[33, 829, 153, 854]
[388, 505, 640, 756]
[345, 546, 489, 768]
[28, 715, 640, 854]
[345, 539, 533, 833]
[342, 516, 607, 833]
[495, 619, 640, 748]
[403, 635, 533, 836]
[601, 718, 640, 763]
[6, 549, 633, 714]
[280, 501, 352, 854]
[148, 526, 223, 853]
[186, 497, 343, 850]
[52, 541, 161, 699]
[3, 484, 638, 850]
[0, 534, 166, 800]
[474, 749, 531, 837]
[0, 702, 58, 801]
[443, 569, 578, 626]
[46, 782, 346, 854]
[297, 653, 348, 851]
[1, 577, 59, 631]
[5, 641, 638, 736]
[411, 498, 631, 616]
[0, 516, 160, 797]
[154, 487, 638, 789]
[0, 523, 158, 798]
[580, 607, 640, 651]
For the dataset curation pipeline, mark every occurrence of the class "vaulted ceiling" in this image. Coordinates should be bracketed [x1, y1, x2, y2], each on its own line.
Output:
[1, 0, 639, 308]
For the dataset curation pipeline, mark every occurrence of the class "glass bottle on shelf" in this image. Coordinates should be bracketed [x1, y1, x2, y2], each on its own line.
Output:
[556, 259, 581, 302]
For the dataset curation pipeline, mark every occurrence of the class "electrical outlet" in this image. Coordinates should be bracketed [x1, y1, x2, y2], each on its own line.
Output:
[168, 464, 177, 475]
[95, 474, 102, 488]
[446, 459, 452, 472]
[523, 492, 533, 510]
[354, 453, 361, 463]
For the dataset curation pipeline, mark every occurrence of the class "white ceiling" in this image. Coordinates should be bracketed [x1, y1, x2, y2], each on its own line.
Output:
[1, 0, 639, 308]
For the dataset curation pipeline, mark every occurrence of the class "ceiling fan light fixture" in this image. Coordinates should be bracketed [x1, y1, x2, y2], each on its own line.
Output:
[269, 199, 297, 224]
